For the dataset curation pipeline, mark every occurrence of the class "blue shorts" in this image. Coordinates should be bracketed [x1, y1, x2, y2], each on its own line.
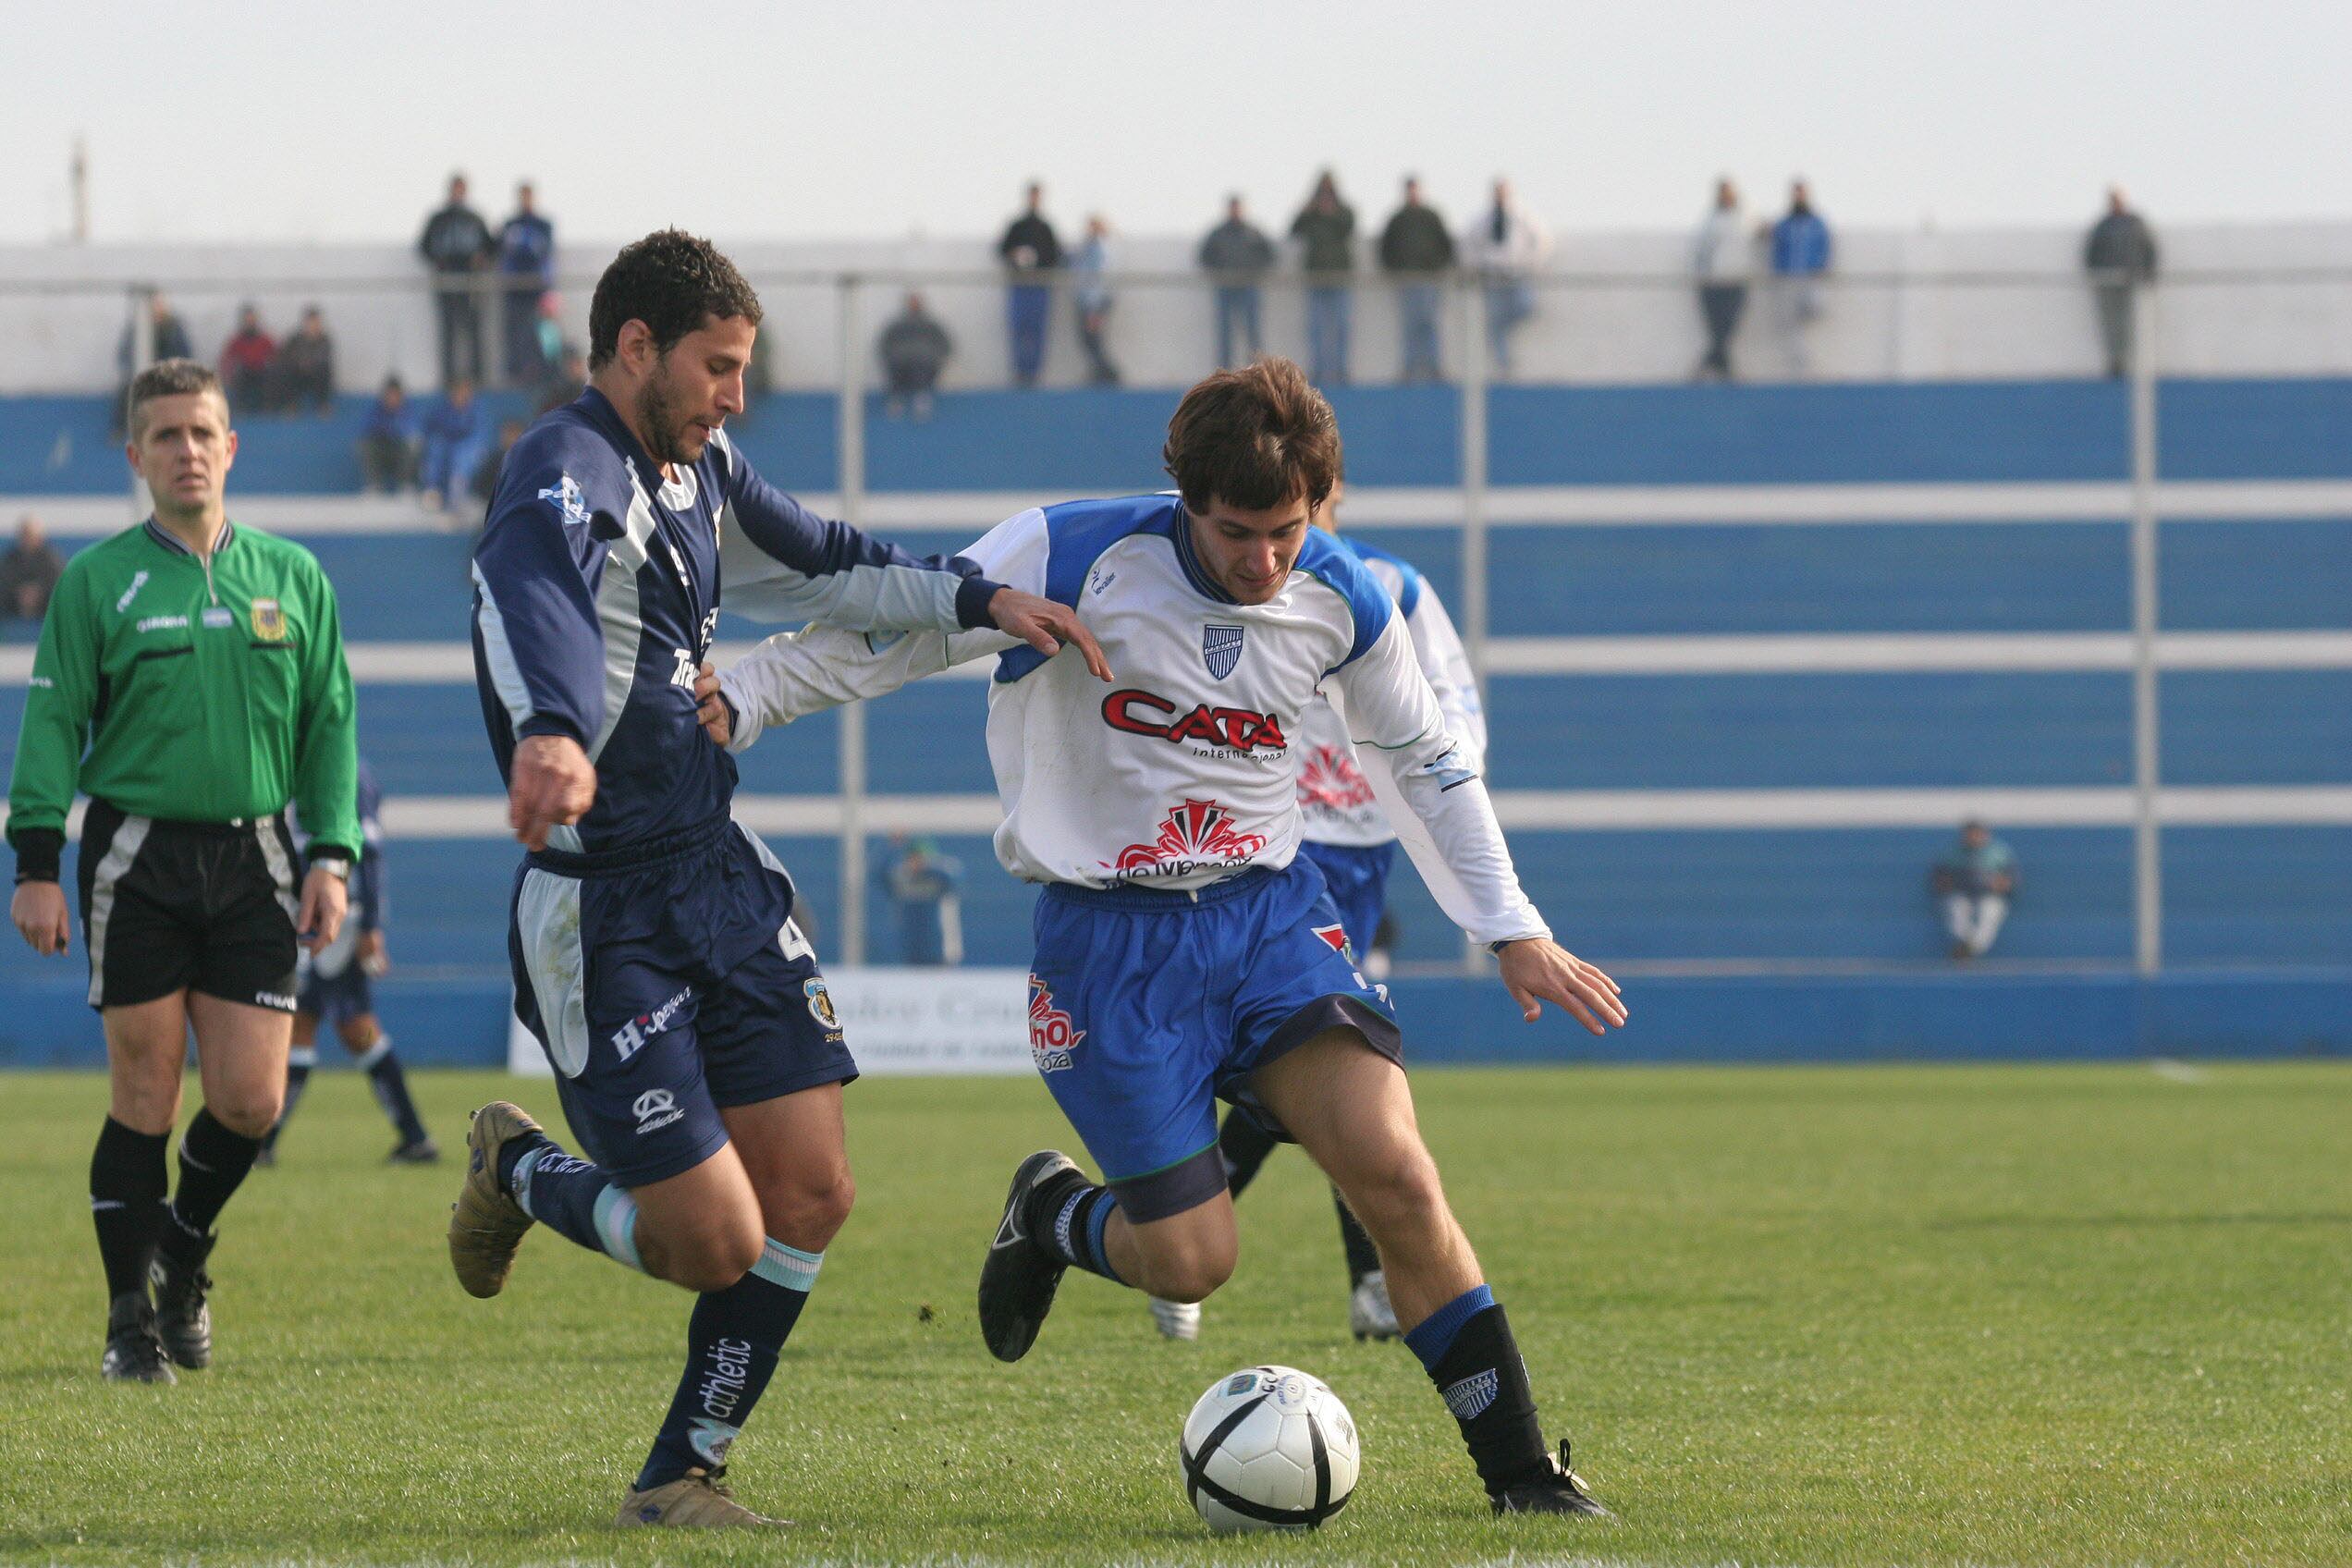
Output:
[508, 814, 855, 1189]
[1298, 839, 1397, 958]
[297, 962, 374, 1026]
[1027, 859, 1400, 1222]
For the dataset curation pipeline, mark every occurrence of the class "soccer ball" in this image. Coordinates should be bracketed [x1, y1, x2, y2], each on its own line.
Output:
[1178, 1365, 1360, 1532]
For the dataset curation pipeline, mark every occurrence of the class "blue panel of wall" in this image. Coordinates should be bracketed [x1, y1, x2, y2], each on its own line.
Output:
[2163, 827, 2352, 965]
[860, 833, 1037, 968]
[2162, 520, 2352, 630]
[1490, 521, 2128, 636]
[2157, 379, 2352, 480]
[1484, 670, 2134, 789]
[864, 683, 998, 795]
[2159, 670, 2352, 785]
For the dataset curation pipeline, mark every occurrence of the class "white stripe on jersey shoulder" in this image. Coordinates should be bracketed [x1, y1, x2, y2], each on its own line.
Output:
[587, 466, 661, 763]
[471, 562, 534, 730]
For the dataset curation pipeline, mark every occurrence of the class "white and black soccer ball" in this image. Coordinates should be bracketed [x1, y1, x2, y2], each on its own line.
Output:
[1179, 1365, 1360, 1532]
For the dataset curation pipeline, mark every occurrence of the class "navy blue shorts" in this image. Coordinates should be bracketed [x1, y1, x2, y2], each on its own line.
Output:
[297, 961, 374, 1025]
[1027, 859, 1399, 1222]
[508, 815, 854, 1189]
[1298, 839, 1397, 958]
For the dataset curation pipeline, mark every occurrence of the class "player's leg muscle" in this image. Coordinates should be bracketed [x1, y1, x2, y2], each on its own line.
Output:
[718, 1084, 855, 1255]
[102, 994, 192, 1135]
[187, 993, 294, 1138]
[1105, 1191, 1239, 1304]
[629, 1145, 767, 1293]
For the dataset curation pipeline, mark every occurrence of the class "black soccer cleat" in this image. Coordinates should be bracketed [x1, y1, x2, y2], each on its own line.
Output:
[1491, 1440, 1611, 1518]
[150, 1236, 214, 1371]
[978, 1150, 1078, 1364]
[388, 1136, 442, 1165]
[101, 1292, 176, 1385]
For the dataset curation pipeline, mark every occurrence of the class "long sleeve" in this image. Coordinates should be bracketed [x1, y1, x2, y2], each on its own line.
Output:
[1329, 615, 1547, 946]
[1403, 587, 1488, 773]
[5, 563, 102, 876]
[472, 447, 611, 749]
[290, 556, 360, 859]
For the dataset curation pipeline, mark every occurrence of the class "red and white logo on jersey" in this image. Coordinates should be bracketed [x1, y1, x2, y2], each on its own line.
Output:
[1311, 924, 1350, 954]
[1027, 977, 1084, 1072]
[1297, 742, 1376, 812]
[1109, 799, 1269, 877]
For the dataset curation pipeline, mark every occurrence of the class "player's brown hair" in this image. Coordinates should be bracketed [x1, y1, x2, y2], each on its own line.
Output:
[126, 358, 227, 439]
[1162, 358, 1342, 513]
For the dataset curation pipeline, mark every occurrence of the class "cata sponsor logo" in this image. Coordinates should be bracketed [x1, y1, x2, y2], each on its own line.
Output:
[1101, 689, 1286, 753]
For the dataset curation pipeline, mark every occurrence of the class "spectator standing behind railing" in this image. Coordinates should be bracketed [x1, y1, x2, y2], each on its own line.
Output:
[357, 377, 418, 493]
[2084, 188, 2159, 378]
[276, 307, 335, 416]
[418, 377, 488, 515]
[1769, 179, 1832, 377]
[418, 173, 494, 389]
[219, 305, 277, 415]
[113, 294, 194, 435]
[1931, 819, 2019, 962]
[1198, 195, 1275, 368]
[1291, 170, 1357, 386]
[1378, 177, 1455, 383]
[1691, 178, 1751, 381]
[2, 516, 64, 621]
[497, 183, 557, 387]
[878, 291, 953, 420]
[1461, 178, 1549, 379]
[997, 181, 1063, 387]
[1072, 215, 1121, 386]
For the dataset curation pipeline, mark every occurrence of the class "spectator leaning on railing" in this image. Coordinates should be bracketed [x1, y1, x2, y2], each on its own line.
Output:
[497, 182, 557, 386]
[1378, 177, 1455, 383]
[1461, 178, 1549, 379]
[418, 173, 495, 388]
[1291, 169, 1357, 386]
[997, 181, 1063, 387]
[1769, 178, 1832, 377]
[1072, 215, 1121, 386]
[2084, 187, 2159, 378]
[1691, 178, 1752, 380]
[1198, 195, 1275, 369]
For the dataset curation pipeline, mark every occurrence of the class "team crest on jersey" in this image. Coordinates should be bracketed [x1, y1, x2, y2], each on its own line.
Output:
[1201, 623, 1245, 680]
[803, 977, 839, 1031]
[249, 598, 287, 641]
[537, 473, 593, 529]
[1311, 923, 1352, 956]
[1109, 799, 1268, 876]
[1027, 977, 1083, 1072]
[1298, 743, 1376, 811]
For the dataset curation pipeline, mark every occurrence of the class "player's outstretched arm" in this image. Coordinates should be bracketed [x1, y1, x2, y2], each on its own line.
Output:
[1497, 937, 1626, 1035]
[709, 622, 1011, 753]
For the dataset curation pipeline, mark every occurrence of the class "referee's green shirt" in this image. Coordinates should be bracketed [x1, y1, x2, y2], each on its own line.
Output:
[6, 519, 359, 881]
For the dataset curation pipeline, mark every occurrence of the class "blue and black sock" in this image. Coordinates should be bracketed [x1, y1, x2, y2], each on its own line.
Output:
[1022, 1167, 1124, 1284]
[160, 1109, 262, 1265]
[502, 1136, 646, 1273]
[1404, 1285, 1548, 1497]
[636, 1239, 823, 1490]
[355, 1036, 428, 1146]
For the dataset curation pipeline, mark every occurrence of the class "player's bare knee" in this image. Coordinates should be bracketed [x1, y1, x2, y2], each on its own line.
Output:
[668, 1226, 766, 1293]
[761, 1166, 855, 1252]
[1137, 1229, 1237, 1304]
[208, 1088, 283, 1141]
[337, 1018, 376, 1054]
[1338, 1146, 1446, 1236]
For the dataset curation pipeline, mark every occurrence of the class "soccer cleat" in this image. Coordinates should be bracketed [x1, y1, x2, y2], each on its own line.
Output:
[447, 1102, 541, 1299]
[615, 1466, 787, 1528]
[1349, 1269, 1400, 1341]
[1148, 1296, 1202, 1341]
[388, 1135, 443, 1165]
[978, 1149, 1077, 1363]
[100, 1292, 175, 1385]
[1491, 1440, 1611, 1518]
[150, 1235, 214, 1370]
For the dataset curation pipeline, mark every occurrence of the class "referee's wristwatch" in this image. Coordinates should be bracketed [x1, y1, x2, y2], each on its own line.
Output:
[308, 851, 353, 883]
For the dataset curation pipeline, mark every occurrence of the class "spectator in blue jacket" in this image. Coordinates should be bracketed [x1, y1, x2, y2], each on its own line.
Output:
[880, 835, 963, 965]
[497, 182, 557, 386]
[356, 376, 418, 492]
[418, 376, 489, 513]
[1931, 820, 2019, 962]
[1770, 179, 1832, 377]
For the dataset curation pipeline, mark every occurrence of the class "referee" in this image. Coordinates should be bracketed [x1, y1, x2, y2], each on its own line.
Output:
[6, 359, 359, 1384]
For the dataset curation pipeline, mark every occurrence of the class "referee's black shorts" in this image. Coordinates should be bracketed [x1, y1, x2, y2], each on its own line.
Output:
[77, 796, 302, 1013]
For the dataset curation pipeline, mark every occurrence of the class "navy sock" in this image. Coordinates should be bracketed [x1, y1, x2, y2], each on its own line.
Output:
[636, 1239, 823, 1490]
[1332, 1186, 1382, 1285]
[506, 1137, 645, 1272]
[1404, 1287, 1548, 1496]
[90, 1118, 169, 1304]
[356, 1037, 428, 1145]
[1217, 1110, 1279, 1199]
[1022, 1167, 1124, 1283]
[266, 1048, 316, 1152]
[162, 1109, 261, 1263]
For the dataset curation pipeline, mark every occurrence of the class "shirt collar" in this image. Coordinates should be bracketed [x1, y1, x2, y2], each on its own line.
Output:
[143, 518, 234, 557]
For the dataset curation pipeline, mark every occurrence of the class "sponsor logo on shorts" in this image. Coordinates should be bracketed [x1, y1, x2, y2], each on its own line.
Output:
[803, 977, 839, 1031]
[116, 570, 149, 613]
[1442, 1368, 1501, 1420]
[254, 989, 297, 1011]
[611, 985, 692, 1062]
[135, 614, 190, 633]
[1105, 799, 1268, 880]
[1311, 923, 1352, 958]
[1027, 977, 1083, 1072]
[250, 597, 287, 641]
[631, 1087, 685, 1136]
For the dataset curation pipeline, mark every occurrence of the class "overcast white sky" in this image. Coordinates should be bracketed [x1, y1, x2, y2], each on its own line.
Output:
[6, 0, 2347, 246]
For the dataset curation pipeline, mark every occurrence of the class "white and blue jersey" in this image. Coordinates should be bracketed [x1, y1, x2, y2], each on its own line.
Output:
[720, 493, 1554, 1218]
[474, 387, 1005, 1187]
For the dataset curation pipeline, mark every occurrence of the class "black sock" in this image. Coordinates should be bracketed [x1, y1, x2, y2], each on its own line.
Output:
[1021, 1166, 1123, 1282]
[90, 1118, 169, 1305]
[357, 1037, 428, 1145]
[1331, 1186, 1382, 1285]
[161, 1109, 262, 1263]
[1404, 1288, 1548, 1496]
[1217, 1110, 1279, 1199]
[266, 1049, 316, 1153]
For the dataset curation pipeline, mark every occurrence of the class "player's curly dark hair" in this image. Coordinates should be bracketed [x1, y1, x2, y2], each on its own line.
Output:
[587, 228, 763, 371]
[1163, 357, 1342, 513]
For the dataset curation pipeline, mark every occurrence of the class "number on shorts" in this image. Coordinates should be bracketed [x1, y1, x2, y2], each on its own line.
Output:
[778, 919, 814, 962]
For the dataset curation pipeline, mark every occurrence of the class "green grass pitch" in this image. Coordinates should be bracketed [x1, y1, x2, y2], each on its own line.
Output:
[2, 1060, 2347, 1566]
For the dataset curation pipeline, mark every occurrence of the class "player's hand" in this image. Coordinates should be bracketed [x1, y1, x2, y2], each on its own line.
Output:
[1496, 937, 1625, 1036]
[358, 928, 389, 977]
[296, 866, 349, 954]
[509, 733, 597, 852]
[987, 588, 1111, 681]
[10, 880, 70, 956]
[692, 661, 734, 747]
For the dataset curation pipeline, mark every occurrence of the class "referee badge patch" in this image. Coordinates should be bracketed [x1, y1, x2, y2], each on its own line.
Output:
[250, 598, 287, 641]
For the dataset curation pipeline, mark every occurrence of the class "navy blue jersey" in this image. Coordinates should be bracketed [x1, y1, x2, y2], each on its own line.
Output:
[471, 388, 1003, 853]
[291, 757, 386, 931]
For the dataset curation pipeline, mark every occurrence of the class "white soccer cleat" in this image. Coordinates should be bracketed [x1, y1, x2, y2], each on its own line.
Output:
[1149, 1296, 1202, 1341]
[1349, 1270, 1400, 1341]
